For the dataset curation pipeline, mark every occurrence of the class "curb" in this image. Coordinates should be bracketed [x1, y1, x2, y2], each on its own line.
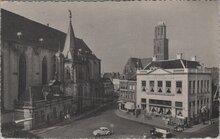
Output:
[115, 110, 171, 130]
[30, 103, 111, 134]
[115, 110, 219, 133]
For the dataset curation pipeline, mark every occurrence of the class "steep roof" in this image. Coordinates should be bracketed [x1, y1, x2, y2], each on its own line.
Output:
[123, 57, 152, 80]
[144, 59, 201, 70]
[140, 58, 152, 68]
[1, 9, 66, 51]
[1, 9, 99, 59]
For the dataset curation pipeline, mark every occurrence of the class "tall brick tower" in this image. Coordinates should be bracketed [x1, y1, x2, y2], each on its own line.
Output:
[153, 21, 169, 60]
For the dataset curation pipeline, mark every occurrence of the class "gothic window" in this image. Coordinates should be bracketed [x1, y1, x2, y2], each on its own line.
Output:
[52, 55, 56, 79]
[157, 46, 160, 53]
[42, 57, 48, 85]
[65, 66, 71, 80]
[18, 53, 26, 100]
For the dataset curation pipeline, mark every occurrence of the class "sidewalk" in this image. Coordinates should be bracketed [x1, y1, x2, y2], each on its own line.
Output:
[115, 110, 173, 130]
[30, 103, 110, 134]
[184, 117, 219, 133]
[115, 109, 219, 133]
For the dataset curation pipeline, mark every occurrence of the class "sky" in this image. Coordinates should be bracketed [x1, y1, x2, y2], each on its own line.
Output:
[1, 1, 218, 73]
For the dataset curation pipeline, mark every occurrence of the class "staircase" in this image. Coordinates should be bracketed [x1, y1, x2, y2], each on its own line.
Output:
[14, 109, 25, 127]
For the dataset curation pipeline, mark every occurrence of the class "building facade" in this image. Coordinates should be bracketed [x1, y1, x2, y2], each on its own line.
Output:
[1, 9, 101, 129]
[100, 78, 114, 103]
[136, 54, 212, 125]
[118, 79, 136, 111]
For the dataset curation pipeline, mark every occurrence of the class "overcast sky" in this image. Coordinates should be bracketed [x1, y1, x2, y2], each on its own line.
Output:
[1, 1, 218, 73]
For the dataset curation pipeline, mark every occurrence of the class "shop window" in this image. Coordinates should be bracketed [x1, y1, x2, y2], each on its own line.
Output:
[176, 81, 182, 94]
[142, 81, 146, 92]
[167, 109, 172, 115]
[159, 108, 163, 114]
[149, 81, 154, 92]
[141, 98, 146, 110]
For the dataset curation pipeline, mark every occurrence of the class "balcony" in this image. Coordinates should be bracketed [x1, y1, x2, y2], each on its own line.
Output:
[145, 92, 175, 96]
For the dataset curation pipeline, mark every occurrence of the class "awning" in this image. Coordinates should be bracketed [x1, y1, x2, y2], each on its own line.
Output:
[117, 100, 125, 103]
[125, 102, 135, 110]
[176, 115, 185, 120]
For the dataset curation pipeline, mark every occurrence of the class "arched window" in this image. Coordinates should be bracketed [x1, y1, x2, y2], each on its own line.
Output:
[52, 55, 57, 79]
[65, 66, 71, 80]
[18, 53, 26, 100]
[42, 57, 47, 85]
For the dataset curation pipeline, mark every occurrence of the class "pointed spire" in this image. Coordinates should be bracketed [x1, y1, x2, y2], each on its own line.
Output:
[62, 10, 76, 60]
[68, 9, 72, 23]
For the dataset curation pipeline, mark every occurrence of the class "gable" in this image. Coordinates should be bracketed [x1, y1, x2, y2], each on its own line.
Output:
[148, 68, 172, 75]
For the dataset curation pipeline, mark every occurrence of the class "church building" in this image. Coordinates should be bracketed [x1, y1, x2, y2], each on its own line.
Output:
[1, 9, 101, 130]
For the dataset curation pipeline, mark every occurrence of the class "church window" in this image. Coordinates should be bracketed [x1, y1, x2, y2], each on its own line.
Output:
[65, 67, 71, 80]
[42, 57, 48, 85]
[157, 47, 160, 53]
[18, 53, 26, 100]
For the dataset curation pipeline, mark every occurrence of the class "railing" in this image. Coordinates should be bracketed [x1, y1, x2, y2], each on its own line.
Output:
[20, 97, 74, 108]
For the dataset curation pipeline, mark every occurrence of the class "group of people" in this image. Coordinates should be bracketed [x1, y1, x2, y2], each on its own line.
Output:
[64, 113, 71, 120]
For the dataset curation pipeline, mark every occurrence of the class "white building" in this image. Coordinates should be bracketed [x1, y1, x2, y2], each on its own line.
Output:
[136, 54, 212, 125]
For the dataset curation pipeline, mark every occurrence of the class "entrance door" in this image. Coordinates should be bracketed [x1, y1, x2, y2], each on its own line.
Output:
[18, 54, 26, 100]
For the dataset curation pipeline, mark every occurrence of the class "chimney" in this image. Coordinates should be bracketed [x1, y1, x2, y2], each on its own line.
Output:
[152, 55, 157, 61]
[176, 53, 183, 60]
[191, 56, 197, 61]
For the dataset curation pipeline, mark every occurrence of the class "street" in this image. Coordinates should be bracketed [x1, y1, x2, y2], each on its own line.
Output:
[33, 104, 153, 138]
[31, 104, 219, 138]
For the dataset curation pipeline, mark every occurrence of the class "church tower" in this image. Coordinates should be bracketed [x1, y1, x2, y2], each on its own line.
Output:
[62, 10, 76, 82]
[153, 21, 169, 60]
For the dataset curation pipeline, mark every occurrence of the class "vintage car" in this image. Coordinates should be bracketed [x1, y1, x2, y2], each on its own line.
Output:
[93, 127, 111, 136]
[150, 127, 172, 138]
[174, 126, 184, 132]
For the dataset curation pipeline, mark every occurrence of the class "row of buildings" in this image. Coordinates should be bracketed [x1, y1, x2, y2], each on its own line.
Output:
[1, 9, 113, 132]
[115, 22, 218, 126]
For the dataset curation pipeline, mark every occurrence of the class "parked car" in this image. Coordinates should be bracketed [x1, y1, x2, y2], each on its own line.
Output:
[174, 126, 184, 132]
[93, 127, 111, 136]
[150, 127, 172, 138]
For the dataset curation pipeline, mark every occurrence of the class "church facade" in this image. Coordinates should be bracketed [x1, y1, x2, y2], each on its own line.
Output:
[1, 9, 101, 129]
